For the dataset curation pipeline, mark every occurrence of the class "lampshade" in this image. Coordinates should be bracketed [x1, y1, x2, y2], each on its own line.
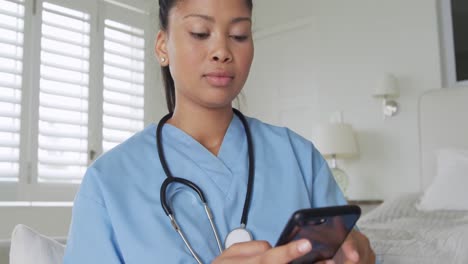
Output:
[313, 123, 358, 159]
[373, 73, 399, 98]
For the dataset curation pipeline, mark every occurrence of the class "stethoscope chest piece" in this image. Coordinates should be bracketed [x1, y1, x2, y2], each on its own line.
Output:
[224, 226, 253, 249]
[157, 109, 256, 262]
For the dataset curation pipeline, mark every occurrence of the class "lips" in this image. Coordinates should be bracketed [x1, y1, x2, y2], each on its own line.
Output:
[204, 71, 234, 87]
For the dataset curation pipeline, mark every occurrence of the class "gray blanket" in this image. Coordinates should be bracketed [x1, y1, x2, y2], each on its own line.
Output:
[358, 193, 468, 264]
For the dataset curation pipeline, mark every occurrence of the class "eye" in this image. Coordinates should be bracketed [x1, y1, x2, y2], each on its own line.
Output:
[231, 35, 249, 42]
[190, 32, 209, 40]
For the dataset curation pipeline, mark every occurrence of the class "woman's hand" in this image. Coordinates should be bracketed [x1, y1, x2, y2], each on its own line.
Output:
[318, 230, 376, 264]
[212, 239, 312, 264]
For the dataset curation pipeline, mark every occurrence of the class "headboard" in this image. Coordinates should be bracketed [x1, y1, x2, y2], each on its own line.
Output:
[418, 87, 468, 191]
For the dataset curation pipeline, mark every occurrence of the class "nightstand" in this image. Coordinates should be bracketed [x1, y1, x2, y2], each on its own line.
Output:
[347, 200, 383, 215]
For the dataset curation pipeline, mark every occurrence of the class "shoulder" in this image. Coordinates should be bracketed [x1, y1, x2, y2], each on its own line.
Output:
[77, 124, 157, 201]
[92, 124, 156, 170]
[245, 115, 326, 169]
[245, 116, 317, 152]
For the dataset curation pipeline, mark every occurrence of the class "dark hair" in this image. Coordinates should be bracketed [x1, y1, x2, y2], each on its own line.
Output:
[158, 0, 253, 113]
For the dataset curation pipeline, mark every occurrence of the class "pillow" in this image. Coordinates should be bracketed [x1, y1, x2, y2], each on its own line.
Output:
[9, 224, 65, 264]
[418, 148, 468, 211]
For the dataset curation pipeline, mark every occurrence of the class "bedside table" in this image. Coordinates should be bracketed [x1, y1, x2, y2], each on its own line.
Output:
[347, 200, 383, 215]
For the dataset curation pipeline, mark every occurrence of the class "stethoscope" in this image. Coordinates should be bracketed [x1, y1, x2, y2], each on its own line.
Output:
[156, 108, 255, 263]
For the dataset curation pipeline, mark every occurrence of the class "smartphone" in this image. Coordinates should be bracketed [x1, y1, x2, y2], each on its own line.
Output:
[275, 205, 361, 264]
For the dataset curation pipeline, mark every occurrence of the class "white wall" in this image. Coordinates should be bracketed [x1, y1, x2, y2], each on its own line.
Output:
[0, 207, 72, 239]
[0, 0, 443, 240]
[244, 0, 442, 200]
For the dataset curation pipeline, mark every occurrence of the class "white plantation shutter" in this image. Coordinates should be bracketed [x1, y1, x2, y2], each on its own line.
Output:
[102, 19, 145, 152]
[0, 0, 156, 201]
[37, 2, 90, 182]
[0, 0, 24, 182]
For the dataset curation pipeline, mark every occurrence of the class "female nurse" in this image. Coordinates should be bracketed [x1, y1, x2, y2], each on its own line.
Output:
[63, 0, 376, 263]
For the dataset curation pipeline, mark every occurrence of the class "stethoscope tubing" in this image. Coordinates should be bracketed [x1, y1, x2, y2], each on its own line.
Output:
[156, 108, 255, 261]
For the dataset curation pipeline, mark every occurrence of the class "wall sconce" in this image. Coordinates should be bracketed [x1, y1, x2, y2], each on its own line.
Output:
[373, 74, 400, 117]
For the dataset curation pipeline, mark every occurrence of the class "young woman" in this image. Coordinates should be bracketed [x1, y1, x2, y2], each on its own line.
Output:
[63, 0, 375, 263]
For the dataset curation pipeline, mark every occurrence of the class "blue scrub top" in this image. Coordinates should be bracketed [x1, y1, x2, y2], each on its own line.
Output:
[63, 114, 346, 263]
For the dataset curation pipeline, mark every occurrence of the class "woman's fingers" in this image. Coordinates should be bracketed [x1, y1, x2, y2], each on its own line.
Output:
[222, 240, 272, 258]
[340, 236, 360, 263]
[257, 239, 312, 263]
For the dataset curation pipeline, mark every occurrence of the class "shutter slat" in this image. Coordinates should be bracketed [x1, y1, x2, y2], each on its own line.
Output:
[38, 157, 86, 166]
[40, 112, 88, 126]
[41, 74, 88, 86]
[41, 60, 88, 75]
[42, 34, 89, 49]
[105, 35, 143, 50]
[0, 168, 18, 180]
[41, 85, 89, 100]
[40, 98, 87, 112]
[0, 21, 23, 32]
[0, 80, 21, 89]
[0, 7, 23, 19]
[0, 108, 20, 119]
[103, 135, 128, 144]
[39, 127, 87, 140]
[38, 169, 83, 180]
[39, 142, 86, 152]
[0, 50, 22, 61]
[105, 23, 143, 38]
[42, 20, 85, 35]
[0, 138, 20, 148]
[0, 94, 21, 104]
[42, 7, 88, 23]
[0, 65, 21, 75]
[104, 72, 143, 85]
[104, 84, 143, 97]
[104, 48, 141, 61]
[42, 47, 87, 61]
[103, 59, 143, 74]
[0, 36, 22, 46]
[0, 154, 19, 162]
[103, 108, 142, 120]
[0, 123, 20, 133]
[104, 96, 143, 108]
[103, 122, 138, 133]
[3, 0, 24, 6]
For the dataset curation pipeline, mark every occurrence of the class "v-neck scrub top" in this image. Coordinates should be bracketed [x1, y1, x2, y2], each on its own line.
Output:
[63, 115, 346, 263]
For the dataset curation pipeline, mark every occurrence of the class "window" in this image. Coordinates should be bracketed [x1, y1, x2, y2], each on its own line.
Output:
[0, 0, 157, 202]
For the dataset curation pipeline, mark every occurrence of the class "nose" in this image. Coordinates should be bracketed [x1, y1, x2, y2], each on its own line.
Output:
[210, 37, 233, 63]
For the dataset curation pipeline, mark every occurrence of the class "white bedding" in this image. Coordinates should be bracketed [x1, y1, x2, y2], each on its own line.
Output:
[358, 193, 468, 264]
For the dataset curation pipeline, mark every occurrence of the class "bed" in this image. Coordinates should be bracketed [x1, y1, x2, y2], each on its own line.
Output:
[358, 87, 468, 263]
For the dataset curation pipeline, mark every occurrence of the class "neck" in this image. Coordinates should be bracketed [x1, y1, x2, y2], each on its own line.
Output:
[168, 102, 234, 156]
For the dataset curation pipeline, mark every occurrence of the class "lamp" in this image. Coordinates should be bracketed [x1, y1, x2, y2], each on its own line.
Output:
[373, 73, 400, 117]
[313, 123, 358, 195]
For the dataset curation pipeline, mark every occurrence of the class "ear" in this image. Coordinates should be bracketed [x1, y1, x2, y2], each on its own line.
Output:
[155, 30, 169, 66]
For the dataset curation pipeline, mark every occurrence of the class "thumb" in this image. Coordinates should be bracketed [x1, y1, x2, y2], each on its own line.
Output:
[341, 238, 359, 262]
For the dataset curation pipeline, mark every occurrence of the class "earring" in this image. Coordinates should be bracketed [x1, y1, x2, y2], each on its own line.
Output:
[161, 57, 166, 63]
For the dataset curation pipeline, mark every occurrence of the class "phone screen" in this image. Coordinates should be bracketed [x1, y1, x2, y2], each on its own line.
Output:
[276, 206, 360, 264]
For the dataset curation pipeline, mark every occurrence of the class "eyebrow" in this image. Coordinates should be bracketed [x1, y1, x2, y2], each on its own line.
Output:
[183, 14, 252, 24]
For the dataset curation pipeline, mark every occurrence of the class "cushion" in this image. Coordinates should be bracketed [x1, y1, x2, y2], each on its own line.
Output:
[9, 224, 65, 264]
[418, 148, 468, 211]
